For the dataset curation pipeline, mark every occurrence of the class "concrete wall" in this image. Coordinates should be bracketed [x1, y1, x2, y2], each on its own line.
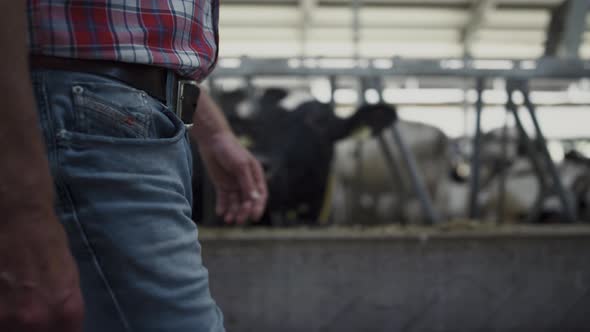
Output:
[200, 227, 590, 332]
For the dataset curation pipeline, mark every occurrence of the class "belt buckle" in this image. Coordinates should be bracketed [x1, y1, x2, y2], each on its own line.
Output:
[176, 80, 200, 126]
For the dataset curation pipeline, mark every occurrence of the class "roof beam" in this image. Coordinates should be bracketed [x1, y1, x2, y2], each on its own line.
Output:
[544, 0, 590, 59]
[211, 57, 590, 80]
[462, 0, 498, 57]
[300, 0, 317, 56]
[351, 0, 361, 59]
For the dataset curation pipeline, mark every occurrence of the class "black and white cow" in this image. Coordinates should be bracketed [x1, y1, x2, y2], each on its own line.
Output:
[191, 88, 397, 226]
[450, 128, 590, 223]
[331, 120, 451, 224]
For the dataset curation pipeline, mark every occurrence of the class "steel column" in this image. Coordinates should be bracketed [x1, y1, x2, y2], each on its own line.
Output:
[389, 125, 441, 224]
[469, 78, 485, 219]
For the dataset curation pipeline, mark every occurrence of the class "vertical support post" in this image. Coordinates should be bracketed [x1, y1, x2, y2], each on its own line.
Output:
[462, 79, 470, 137]
[506, 87, 547, 188]
[505, 85, 545, 223]
[329, 76, 337, 110]
[373, 76, 410, 222]
[350, 72, 367, 224]
[463, 0, 497, 57]
[245, 75, 255, 101]
[368, 74, 441, 224]
[521, 87, 577, 223]
[505, 79, 574, 223]
[351, 0, 361, 60]
[389, 126, 441, 225]
[377, 135, 407, 223]
[497, 109, 509, 224]
[469, 78, 484, 219]
[545, 0, 590, 59]
[299, 0, 316, 58]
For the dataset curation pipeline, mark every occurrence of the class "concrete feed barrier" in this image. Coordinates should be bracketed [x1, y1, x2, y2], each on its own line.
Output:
[200, 226, 590, 332]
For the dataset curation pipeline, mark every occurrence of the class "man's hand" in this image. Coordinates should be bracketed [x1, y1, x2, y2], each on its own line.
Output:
[0, 1, 84, 331]
[196, 131, 268, 224]
[0, 213, 84, 331]
[191, 89, 268, 224]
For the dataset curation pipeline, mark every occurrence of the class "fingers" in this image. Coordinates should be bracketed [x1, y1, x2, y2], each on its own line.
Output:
[233, 158, 259, 224]
[236, 159, 257, 206]
[235, 200, 253, 225]
[224, 192, 240, 224]
[3, 293, 84, 332]
[250, 158, 268, 221]
[235, 158, 268, 223]
[218, 192, 251, 225]
[217, 157, 268, 225]
[215, 190, 229, 217]
[53, 289, 84, 332]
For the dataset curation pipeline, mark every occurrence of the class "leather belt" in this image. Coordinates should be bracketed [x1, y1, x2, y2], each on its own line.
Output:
[29, 55, 200, 124]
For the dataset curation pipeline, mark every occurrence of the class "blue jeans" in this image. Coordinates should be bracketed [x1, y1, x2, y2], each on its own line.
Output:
[32, 69, 225, 332]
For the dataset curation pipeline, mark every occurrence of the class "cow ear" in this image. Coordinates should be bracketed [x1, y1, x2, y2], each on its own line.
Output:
[358, 103, 398, 122]
[355, 103, 398, 135]
[261, 88, 288, 104]
[222, 89, 249, 103]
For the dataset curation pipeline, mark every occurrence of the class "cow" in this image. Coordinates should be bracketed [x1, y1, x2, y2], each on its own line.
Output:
[191, 88, 397, 226]
[330, 121, 451, 225]
[450, 127, 590, 223]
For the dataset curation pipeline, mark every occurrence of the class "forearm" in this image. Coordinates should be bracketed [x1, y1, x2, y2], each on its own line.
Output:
[190, 88, 233, 143]
[0, 1, 55, 220]
[188, 88, 267, 223]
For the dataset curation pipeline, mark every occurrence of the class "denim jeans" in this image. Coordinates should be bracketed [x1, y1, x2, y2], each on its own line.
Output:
[31, 69, 225, 332]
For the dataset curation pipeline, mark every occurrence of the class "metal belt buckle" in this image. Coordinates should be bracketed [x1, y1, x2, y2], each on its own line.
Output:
[176, 80, 200, 127]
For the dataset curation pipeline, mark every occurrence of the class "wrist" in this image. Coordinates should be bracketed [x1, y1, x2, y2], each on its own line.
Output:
[191, 89, 233, 144]
[191, 125, 234, 146]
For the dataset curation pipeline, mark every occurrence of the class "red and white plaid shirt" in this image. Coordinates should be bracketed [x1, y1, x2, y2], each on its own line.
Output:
[27, 0, 219, 82]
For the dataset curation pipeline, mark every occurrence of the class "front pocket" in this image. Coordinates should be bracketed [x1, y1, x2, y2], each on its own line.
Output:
[71, 84, 151, 139]
[58, 82, 187, 148]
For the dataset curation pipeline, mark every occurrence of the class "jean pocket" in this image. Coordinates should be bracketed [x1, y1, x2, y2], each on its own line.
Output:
[71, 83, 153, 139]
[61, 82, 186, 147]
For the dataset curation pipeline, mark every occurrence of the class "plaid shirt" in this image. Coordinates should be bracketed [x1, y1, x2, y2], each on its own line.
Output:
[27, 0, 219, 82]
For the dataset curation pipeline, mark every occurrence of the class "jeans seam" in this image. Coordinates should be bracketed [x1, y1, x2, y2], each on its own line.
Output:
[35, 71, 57, 154]
[58, 180, 134, 332]
[37, 70, 132, 332]
[184, 133, 193, 180]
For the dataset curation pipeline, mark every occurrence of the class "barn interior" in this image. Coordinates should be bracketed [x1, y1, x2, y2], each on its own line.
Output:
[192, 1, 590, 331]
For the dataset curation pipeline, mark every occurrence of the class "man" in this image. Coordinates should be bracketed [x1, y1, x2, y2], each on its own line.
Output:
[0, 1, 267, 331]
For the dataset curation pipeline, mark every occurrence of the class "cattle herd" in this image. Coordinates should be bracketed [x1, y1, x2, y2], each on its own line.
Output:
[189, 88, 590, 226]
